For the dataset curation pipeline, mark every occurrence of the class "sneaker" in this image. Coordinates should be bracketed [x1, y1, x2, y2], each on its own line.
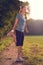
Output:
[19, 57, 24, 61]
[16, 57, 24, 62]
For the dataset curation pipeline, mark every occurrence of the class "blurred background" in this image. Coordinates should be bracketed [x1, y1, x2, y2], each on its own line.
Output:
[20, 0, 43, 35]
[0, 0, 43, 39]
[0, 1, 43, 64]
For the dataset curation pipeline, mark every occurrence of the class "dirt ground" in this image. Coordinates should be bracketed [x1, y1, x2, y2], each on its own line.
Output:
[0, 42, 24, 65]
[0, 41, 43, 65]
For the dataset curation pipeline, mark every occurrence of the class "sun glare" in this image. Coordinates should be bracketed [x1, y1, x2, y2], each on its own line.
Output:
[20, 0, 43, 20]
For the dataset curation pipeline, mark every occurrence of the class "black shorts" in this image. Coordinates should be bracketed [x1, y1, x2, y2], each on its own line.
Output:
[16, 30, 24, 46]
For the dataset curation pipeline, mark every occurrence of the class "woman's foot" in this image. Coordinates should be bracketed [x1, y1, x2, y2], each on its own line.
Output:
[16, 57, 24, 62]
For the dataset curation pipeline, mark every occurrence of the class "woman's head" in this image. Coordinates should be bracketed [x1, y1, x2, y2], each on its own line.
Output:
[19, 5, 26, 15]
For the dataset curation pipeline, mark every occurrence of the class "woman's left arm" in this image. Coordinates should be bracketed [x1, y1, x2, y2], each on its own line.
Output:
[25, 21, 29, 34]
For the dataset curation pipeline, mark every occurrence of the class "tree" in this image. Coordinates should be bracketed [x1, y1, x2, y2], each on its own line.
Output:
[0, 0, 23, 38]
[0, 0, 30, 38]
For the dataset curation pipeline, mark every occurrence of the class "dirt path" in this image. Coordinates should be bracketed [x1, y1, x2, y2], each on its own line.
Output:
[0, 42, 24, 65]
[0, 42, 43, 65]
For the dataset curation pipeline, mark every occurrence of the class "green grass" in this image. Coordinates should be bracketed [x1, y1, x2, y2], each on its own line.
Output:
[0, 37, 13, 52]
[22, 36, 43, 65]
[0, 36, 43, 65]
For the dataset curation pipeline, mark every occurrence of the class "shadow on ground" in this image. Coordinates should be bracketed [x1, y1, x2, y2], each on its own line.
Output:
[11, 61, 23, 65]
[11, 56, 43, 65]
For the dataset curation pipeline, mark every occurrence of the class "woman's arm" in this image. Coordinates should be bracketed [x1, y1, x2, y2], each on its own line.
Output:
[25, 21, 29, 34]
[7, 18, 18, 36]
[11, 18, 18, 32]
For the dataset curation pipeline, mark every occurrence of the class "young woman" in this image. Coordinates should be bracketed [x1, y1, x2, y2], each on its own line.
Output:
[10, 5, 29, 62]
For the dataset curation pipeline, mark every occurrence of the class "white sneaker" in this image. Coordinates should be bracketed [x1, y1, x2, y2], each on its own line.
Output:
[19, 57, 24, 61]
[16, 57, 24, 62]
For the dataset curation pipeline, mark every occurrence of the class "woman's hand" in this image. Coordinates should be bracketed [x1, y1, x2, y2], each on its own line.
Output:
[25, 26, 29, 34]
[10, 29, 14, 33]
[7, 30, 14, 36]
[25, 28, 29, 34]
[7, 30, 16, 43]
[26, 30, 29, 34]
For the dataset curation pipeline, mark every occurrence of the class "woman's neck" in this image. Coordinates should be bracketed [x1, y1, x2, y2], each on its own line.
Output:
[19, 12, 25, 16]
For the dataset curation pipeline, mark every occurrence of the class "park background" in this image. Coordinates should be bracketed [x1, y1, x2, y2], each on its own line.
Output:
[0, 0, 43, 65]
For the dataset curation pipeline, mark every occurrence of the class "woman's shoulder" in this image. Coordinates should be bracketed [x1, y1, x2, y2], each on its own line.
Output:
[17, 13, 20, 16]
[16, 13, 21, 19]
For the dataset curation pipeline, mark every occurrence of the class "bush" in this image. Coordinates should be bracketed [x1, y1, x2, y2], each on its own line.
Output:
[0, 0, 20, 37]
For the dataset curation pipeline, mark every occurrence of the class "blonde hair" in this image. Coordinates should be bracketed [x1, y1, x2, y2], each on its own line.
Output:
[19, 5, 25, 13]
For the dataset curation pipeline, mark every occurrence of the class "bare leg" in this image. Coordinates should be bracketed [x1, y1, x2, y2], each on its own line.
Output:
[17, 46, 22, 58]
[16, 46, 24, 61]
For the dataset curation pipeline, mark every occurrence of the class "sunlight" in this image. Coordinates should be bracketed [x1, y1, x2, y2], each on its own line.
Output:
[20, 0, 43, 20]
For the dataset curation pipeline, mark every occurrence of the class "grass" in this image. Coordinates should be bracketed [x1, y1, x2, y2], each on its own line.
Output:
[0, 36, 13, 62]
[0, 36, 43, 65]
[0, 37, 13, 52]
[22, 36, 43, 65]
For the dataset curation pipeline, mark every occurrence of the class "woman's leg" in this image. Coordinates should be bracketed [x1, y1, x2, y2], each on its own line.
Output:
[16, 30, 24, 61]
[18, 46, 22, 58]
[16, 46, 24, 61]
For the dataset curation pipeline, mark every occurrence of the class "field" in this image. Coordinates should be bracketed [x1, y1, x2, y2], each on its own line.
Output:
[22, 36, 43, 65]
[0, 37, 13, 52]
[0, 36, 43, 65]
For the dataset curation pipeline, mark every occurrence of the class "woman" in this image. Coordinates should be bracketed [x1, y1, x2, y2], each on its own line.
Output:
[10, 5, 29, 62]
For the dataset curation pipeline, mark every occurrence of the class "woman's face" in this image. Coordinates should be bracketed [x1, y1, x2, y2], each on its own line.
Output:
[22, 7, 26, 14]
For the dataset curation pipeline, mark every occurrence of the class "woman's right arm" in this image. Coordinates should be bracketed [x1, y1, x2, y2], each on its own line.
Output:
[11, 18, 18, 33]
[7, 18, 18, 36]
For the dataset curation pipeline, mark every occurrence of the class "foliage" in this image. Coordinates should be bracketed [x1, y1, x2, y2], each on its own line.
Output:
[0, 37, 13, 52]
[0, 0, 23, 37]
[0, 0, 30, 38]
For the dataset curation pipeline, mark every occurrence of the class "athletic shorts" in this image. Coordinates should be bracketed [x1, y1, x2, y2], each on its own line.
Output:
[16, 30, 24, 46]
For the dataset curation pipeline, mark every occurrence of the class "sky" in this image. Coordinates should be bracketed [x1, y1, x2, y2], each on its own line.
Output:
[20, 0, 43, 20]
